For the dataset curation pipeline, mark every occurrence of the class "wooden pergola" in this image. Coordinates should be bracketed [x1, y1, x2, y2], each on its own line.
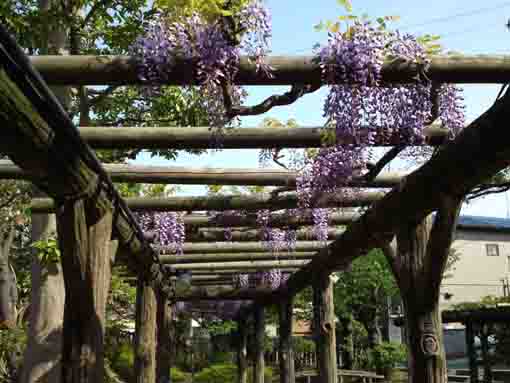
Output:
[2, 21, 510, 383]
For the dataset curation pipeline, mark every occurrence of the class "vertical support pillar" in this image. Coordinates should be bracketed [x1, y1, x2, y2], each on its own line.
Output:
[237, 318, 248, 383]
[254, 306, 266, 383]
[313, 273, 337, 383]
[56, 199, 114, 383]
[156, 293, 172, 383]
[465, 320, 478, 383]
[279, 296, 295, 383]
[134, 276, 157, 383]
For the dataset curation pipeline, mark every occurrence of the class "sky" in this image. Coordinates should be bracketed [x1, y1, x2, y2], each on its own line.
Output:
[134, 0, 510, 218]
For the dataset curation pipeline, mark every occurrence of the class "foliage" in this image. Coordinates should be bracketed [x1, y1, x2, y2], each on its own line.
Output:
[292, 337, 315, 353]
[0, 325, 27, 382]
[194, 363, 272, 383]
[107, 342, 135, 382]
[367, 342, 407, 372]
[31, 238, 60, 265]
[170, 367, 188, 382]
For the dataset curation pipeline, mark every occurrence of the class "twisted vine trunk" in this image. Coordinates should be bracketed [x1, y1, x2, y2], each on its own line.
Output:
[384, 196, 461, 383]
[56, 199, 115, 383]
[278, 297, 295, 383]
[156, 293, 172, 383]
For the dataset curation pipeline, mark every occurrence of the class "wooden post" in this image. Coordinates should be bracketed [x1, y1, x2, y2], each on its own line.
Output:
[134, 276, 157, 383]
[279, 296, 295, 383]
[254, 306, 266, 383]
[56, 198, 114, 383]
[156, 293, 172, 383]
[313, 273, 337, 383]
[465, 320, 478, 383]
[238, 319, 248, 383]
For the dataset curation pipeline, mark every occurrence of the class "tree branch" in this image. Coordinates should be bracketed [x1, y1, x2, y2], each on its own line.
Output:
[467, 182, 510, 200]
[363, 145, 405, 182]
[423, 195, 462, 307]
[223, 83, 321, 119]
[82, 0, 112, 27]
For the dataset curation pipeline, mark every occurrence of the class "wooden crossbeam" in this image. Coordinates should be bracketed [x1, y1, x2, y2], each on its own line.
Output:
[167, 240, 330, 254]
[169, 259, 309, 271]
[183, 212, 357, 228]
[0, 160, 407, 187]
[187, 228, 345, 242]
[31, 191, 383, 213]
[31, 55, 510, 85]
[159, 251, 316, 264]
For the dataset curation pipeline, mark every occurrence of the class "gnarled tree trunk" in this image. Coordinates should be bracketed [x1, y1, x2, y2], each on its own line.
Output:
[156, 292, 172, 383]
[56, 198, 114, 383]
[21, 204, 65, 383]
[384, 196, 461, 383]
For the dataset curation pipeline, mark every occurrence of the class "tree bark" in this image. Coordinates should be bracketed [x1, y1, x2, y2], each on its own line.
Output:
[20, 0, 70, 378]
[0, 225, 17, 329]
[156, 292, 172, 383]
[21, 194, 65, 383]
[384, 196, 461, 383]
[134, 276, 157, 383]
[278, 297, 295, 383]
[254, 306, 265, 383]
[56, 199, 114, 383]
[313, 274, 337, 383]
[237, 318, 248, 383]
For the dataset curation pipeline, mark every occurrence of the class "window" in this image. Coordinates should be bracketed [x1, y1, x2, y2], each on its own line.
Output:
[486, 244, 500, 257]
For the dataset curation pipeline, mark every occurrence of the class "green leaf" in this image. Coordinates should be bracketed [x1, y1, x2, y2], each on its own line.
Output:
[337, 0, 352, 12]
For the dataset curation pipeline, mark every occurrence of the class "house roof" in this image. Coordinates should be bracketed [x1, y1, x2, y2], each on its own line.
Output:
[457, 215, 510, 233]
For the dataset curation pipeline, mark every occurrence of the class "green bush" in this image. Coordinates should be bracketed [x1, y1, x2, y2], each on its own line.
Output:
[171, 367, 187, 382]
[368, 342, 407, 372]
[194, 363, 237, 383]
[292, 337, 315, 353]
[194, 363, 272, 383]
[109, 342, 134, 381]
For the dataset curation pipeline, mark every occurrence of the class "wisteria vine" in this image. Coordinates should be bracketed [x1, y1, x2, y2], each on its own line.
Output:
[131, 8, 466, 319]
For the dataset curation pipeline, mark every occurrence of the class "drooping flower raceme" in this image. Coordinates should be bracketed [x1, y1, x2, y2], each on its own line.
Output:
[131, 0, 271, 127]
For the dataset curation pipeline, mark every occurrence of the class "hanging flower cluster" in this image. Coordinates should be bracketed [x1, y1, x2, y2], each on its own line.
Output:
[136, 212, 185, 255]
[131, 0, 271, 127]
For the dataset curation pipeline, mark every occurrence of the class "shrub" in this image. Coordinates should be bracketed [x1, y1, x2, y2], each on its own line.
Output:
[368, 342, 407, 372]
[194, 363, 237, 383]
[171, 367, 187, 382]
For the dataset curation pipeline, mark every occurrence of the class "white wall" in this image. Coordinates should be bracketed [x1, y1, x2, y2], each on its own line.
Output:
[439, 229, 510, 309]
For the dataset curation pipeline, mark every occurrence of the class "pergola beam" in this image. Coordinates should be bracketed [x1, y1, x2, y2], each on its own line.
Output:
[170, 240, 330, 254]
[159, 251, 316, 264]
[0, 160, 407, 187]
[187, 228, 345, 242]
[31, 54, 510, 85]
[183, 212, 358, 228]
[173, 286, 274, 301]
[169, 259, 309, 271]
[31, 191, 383, 213]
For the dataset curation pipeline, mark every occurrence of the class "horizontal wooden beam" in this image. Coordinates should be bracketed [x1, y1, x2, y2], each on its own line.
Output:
[31, 55, 510, 85]
[173, 241, 329, 254]
[160, 251, 316, 264]
[187, 228, 345, 242]
[170, 260, 309, 271]
[180, 269, 299, 275]
[183, 212, 358, 228]
[0, 160, 406, 187]
[31, 191, 383, 213]
[174, 286, 274, 301]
